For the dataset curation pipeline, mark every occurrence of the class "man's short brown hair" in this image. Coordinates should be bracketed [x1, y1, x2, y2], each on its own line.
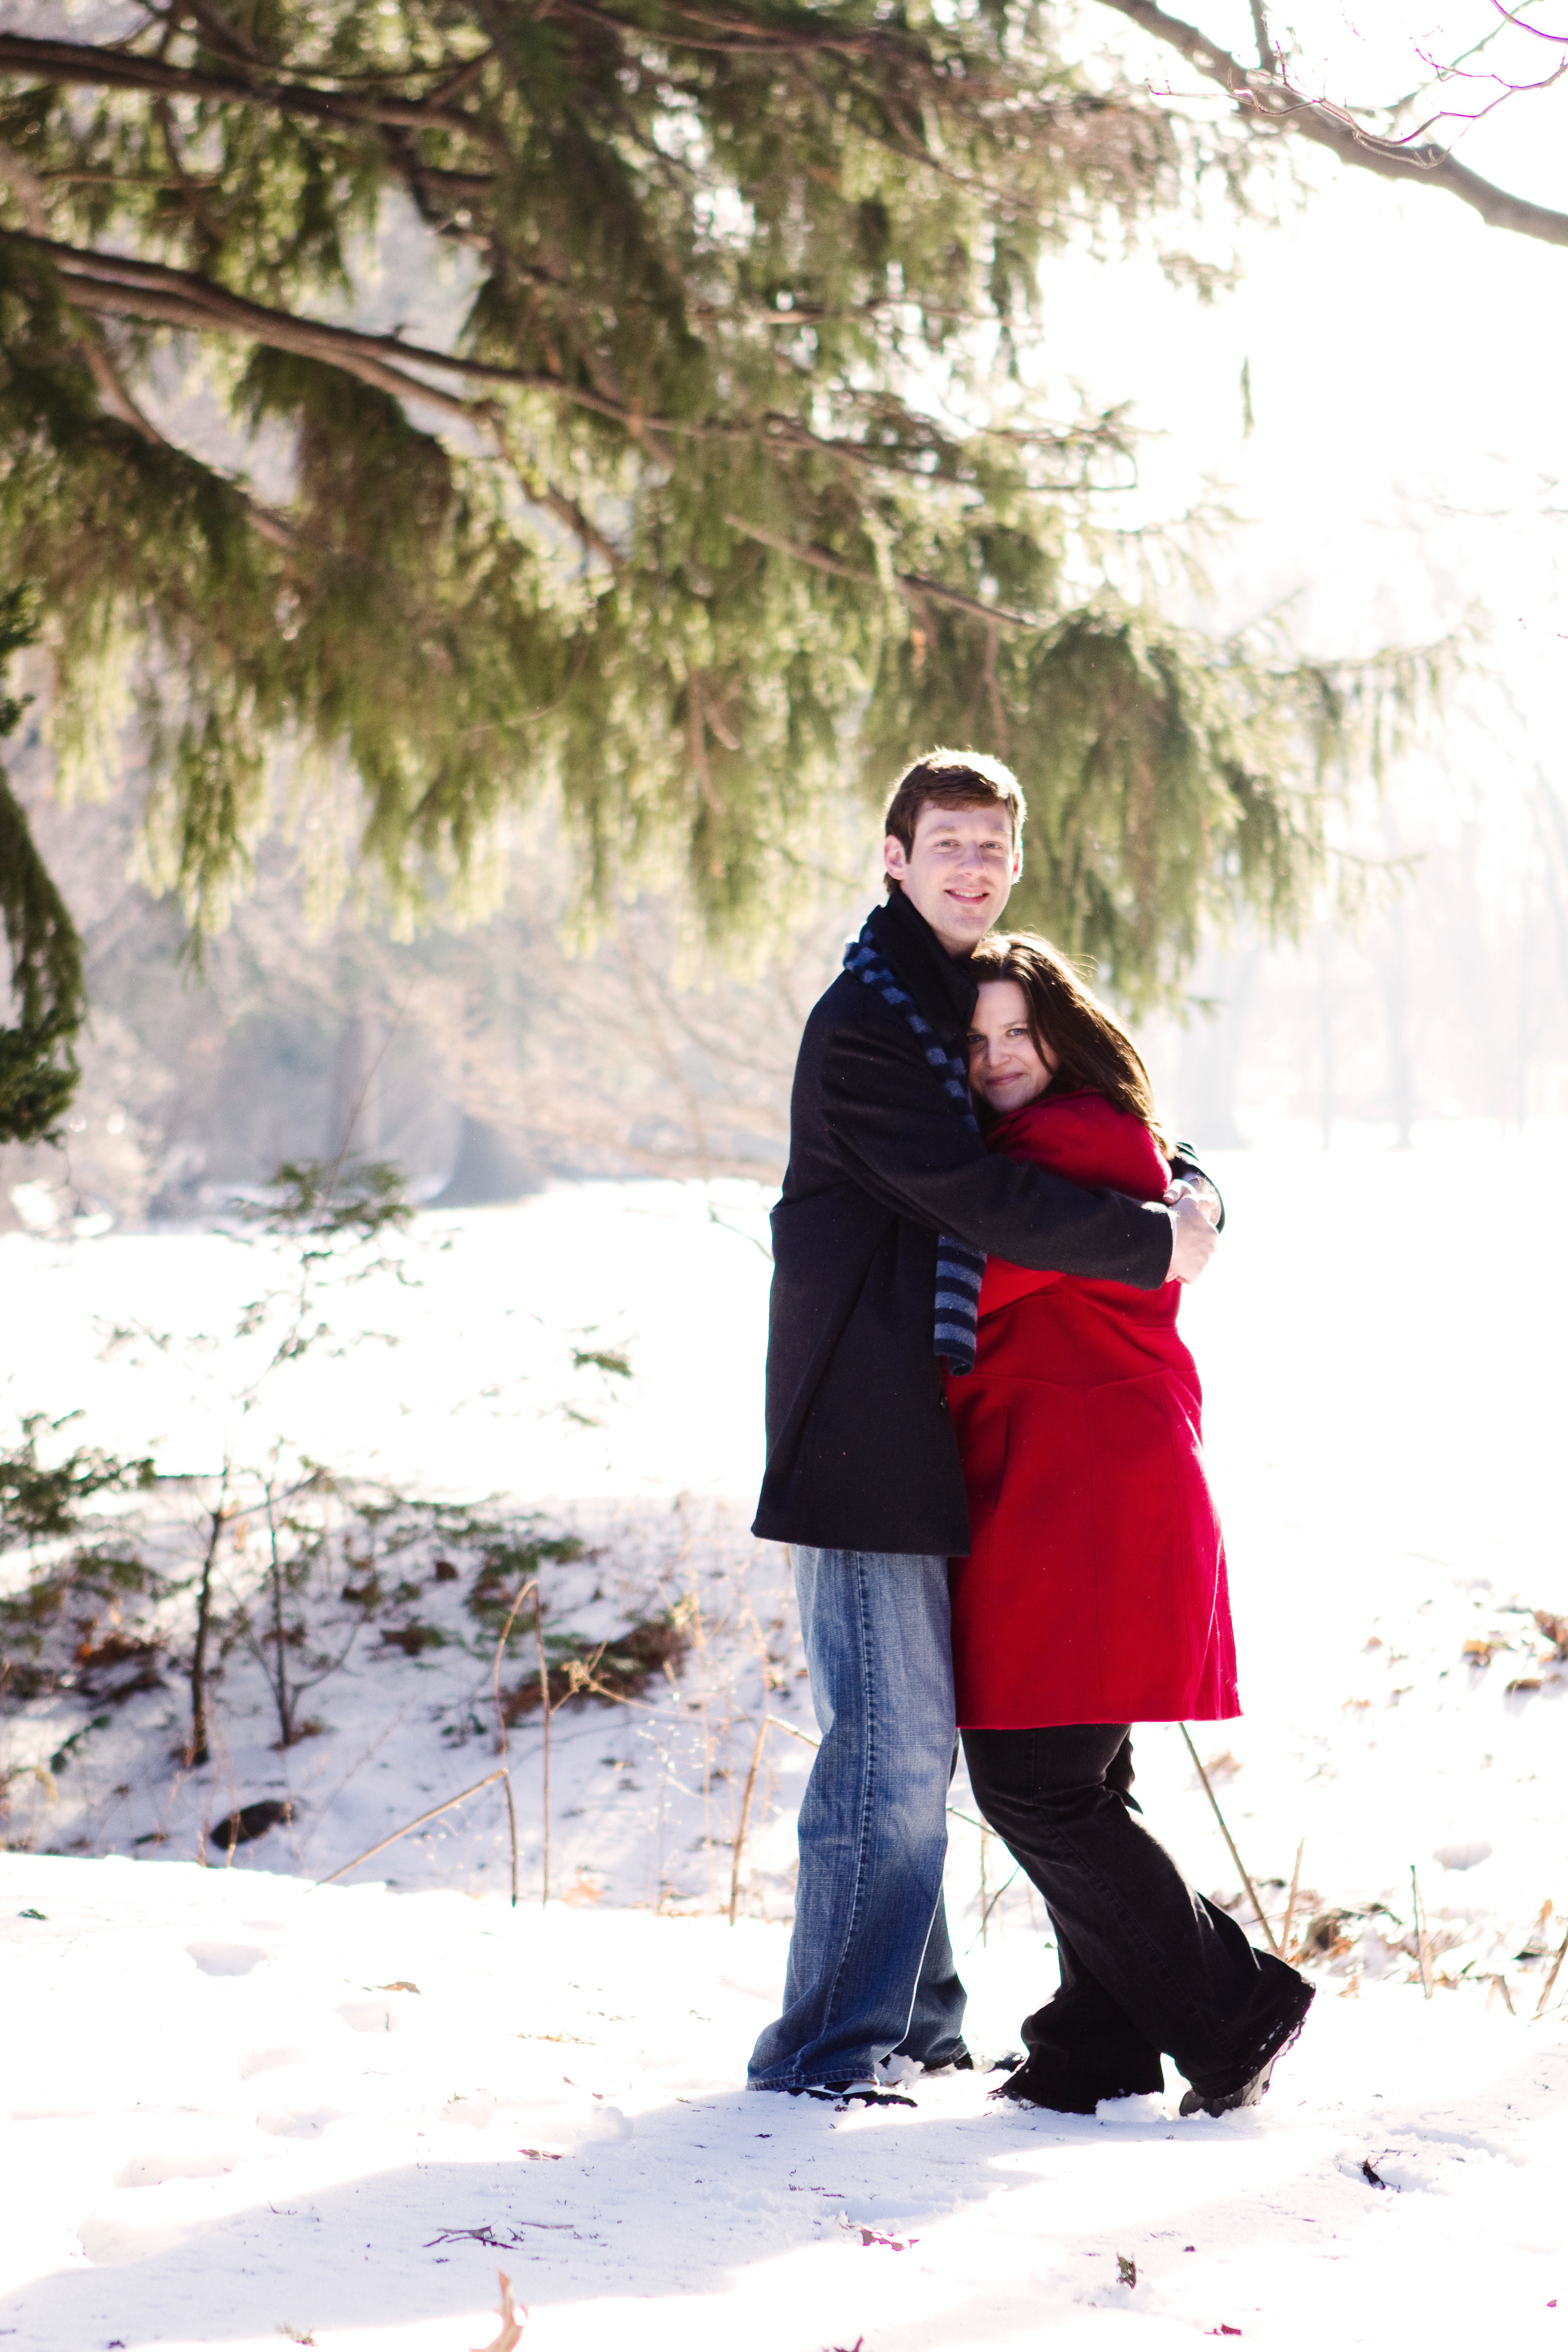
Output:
[882, 749, 1025, 890]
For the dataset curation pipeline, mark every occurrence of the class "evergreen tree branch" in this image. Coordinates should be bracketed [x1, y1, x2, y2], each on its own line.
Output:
[0, 2, 1452, 1002]
[721, 512, 1039, 628]
[0, 33, 487, 139]
[1091, 0, 1568, 248]
[0, 591, 85, 1145]
[1, 230, 493, 423]
[1, 230, 1101, 487]
[0, 143, 169, 448]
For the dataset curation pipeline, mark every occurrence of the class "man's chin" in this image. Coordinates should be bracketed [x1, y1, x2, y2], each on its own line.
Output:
[941, 907, 1001, 950]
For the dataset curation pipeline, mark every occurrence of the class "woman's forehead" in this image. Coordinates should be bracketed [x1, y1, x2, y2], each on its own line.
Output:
[973, 977, 1031, 1022]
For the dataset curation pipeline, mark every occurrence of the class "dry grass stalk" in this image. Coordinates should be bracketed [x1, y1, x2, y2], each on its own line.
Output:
[488, 1577, 538, 1908]
[1180, 1725, 1278, 1956]
[1281, 1837, 1306, 1960]
[729, 1712, 770, 1926]
[535, 1596, 552, 1907]
[1411, 1865, 1434, 1998]
[313, 1768, 516, 1888]
[1534, 1925, 1568, 2020]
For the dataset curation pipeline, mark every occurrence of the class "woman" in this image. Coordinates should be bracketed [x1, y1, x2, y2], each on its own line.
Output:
[948, 933, 1311, 2119]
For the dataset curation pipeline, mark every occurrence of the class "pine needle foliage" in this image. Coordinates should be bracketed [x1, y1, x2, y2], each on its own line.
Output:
[0, 4, 1432, 1015]
[0, 586, 85, 1142]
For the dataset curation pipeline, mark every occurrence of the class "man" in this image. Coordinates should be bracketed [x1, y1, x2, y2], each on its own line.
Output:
[748, 748, 1219, 2097]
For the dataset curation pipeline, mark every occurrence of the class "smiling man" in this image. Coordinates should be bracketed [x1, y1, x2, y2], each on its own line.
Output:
[748, 748, 1220, 2100]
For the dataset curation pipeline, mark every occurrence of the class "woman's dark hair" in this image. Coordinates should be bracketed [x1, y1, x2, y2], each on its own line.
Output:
[967, 931, 1168, 1148]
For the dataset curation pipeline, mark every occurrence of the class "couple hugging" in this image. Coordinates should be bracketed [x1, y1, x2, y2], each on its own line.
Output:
[746, 750, 1313, 2119]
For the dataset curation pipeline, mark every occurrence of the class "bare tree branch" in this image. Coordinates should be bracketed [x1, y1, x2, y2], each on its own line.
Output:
[1091, 0, 1568, 249]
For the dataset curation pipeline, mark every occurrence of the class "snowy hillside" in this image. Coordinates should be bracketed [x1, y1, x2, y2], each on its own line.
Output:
[3, 1126, 1568, 2347]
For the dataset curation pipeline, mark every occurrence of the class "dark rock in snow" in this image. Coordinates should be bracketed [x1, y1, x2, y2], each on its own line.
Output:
[209, 1799, 293, 1851]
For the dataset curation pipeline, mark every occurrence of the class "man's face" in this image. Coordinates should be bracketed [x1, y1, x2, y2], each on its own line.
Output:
[884, 800, 1021, 956]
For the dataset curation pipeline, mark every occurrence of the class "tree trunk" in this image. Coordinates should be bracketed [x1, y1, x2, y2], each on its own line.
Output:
[431, 1113, 532, 1207]
[267, 1498, 292, 1751]
[326, 1009, 381, 1162]
[1177, 947, 1259, 1150]
[185, 1487, 226, 1768]
[1318, 946, 1337, 1153]
[1380, 903, 1415, 1150]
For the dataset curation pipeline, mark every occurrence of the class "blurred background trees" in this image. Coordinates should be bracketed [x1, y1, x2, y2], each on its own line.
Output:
[0, 2, 1564, 1219]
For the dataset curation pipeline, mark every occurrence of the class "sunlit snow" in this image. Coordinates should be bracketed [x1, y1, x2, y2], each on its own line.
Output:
[3, 1129, 1567, 2348]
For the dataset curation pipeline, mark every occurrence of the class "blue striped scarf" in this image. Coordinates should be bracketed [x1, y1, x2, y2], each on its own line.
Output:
[843, 920, 986, 1376]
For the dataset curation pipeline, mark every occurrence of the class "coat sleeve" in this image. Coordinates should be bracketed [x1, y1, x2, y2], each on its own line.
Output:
[820, 1018, 1174, 1287]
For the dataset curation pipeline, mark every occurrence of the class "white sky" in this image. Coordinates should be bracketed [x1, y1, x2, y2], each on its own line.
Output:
[1044, 3, 1568, 716]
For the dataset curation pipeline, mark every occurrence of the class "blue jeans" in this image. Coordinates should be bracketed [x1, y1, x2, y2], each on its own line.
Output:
[748, 1547, 967, 2089]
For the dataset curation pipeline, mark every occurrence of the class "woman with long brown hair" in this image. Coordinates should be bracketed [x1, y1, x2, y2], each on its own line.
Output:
[949, 931, 1311, 2118]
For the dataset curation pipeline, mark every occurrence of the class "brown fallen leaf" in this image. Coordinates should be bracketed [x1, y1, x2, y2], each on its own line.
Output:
[377, 1980, 421, 1994]
[472, 2268, 526, 2352]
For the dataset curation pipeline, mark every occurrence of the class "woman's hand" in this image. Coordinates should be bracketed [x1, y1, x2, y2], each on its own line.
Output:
[1166, 1189, 1220, 1283]
[1163, 1175, 1221, 1226]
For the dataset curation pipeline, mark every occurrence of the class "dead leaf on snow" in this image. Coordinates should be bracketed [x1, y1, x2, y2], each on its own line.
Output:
[472, 2268, 526, 2352]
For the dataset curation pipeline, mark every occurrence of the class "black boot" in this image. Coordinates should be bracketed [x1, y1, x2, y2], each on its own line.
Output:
[990, 1974, 1165, 2114]
[1179, 1976, 1315, 2117]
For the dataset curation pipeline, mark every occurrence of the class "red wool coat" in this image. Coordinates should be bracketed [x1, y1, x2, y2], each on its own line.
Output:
[946, 1091, 1239, 1729]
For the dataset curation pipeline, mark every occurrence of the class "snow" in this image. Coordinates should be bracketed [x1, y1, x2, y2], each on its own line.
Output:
[3, 1850, 1566, 2351]
[4, 1127, 1568, 2346]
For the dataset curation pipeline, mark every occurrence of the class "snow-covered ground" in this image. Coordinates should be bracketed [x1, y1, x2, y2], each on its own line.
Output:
[4, 1124, 1568, 2347]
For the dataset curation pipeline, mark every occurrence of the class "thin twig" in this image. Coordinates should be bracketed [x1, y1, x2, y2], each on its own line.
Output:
[536, 1596, 552, 1907]
[1180, 1725, 1279, 1956]
[492, 1579, 537, 1757]
[1411, 1863, 1434, 1998]
[1281, 1836, 1305, 1960]
[312, 1769, 514, 1886]
[501, 1768, 519, 1910]
[1534, 1926, 1568, 2020]
[971, 1862, 1022, 1953]
[488, 1579, 536, 1910]
[728, 1712, 770, 1927]
[766, 1711, 820, 1747]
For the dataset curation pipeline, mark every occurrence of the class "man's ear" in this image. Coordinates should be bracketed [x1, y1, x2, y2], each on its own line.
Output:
[883, 834, 908, 887]
[1012, 844, 1024, 881]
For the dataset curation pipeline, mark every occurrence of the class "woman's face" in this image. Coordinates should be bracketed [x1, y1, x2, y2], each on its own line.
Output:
[967, 978, 1058, 1114]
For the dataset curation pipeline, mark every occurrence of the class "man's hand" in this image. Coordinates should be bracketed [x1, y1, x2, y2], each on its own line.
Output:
[1166, 1187, 1220, 1283]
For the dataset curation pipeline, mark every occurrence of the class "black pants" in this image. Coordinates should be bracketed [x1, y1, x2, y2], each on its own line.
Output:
[963, 1723, 1301, 2102]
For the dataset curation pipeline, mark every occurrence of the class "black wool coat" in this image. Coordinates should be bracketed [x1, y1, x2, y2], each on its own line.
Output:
[751, 890, 1181, 1557]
